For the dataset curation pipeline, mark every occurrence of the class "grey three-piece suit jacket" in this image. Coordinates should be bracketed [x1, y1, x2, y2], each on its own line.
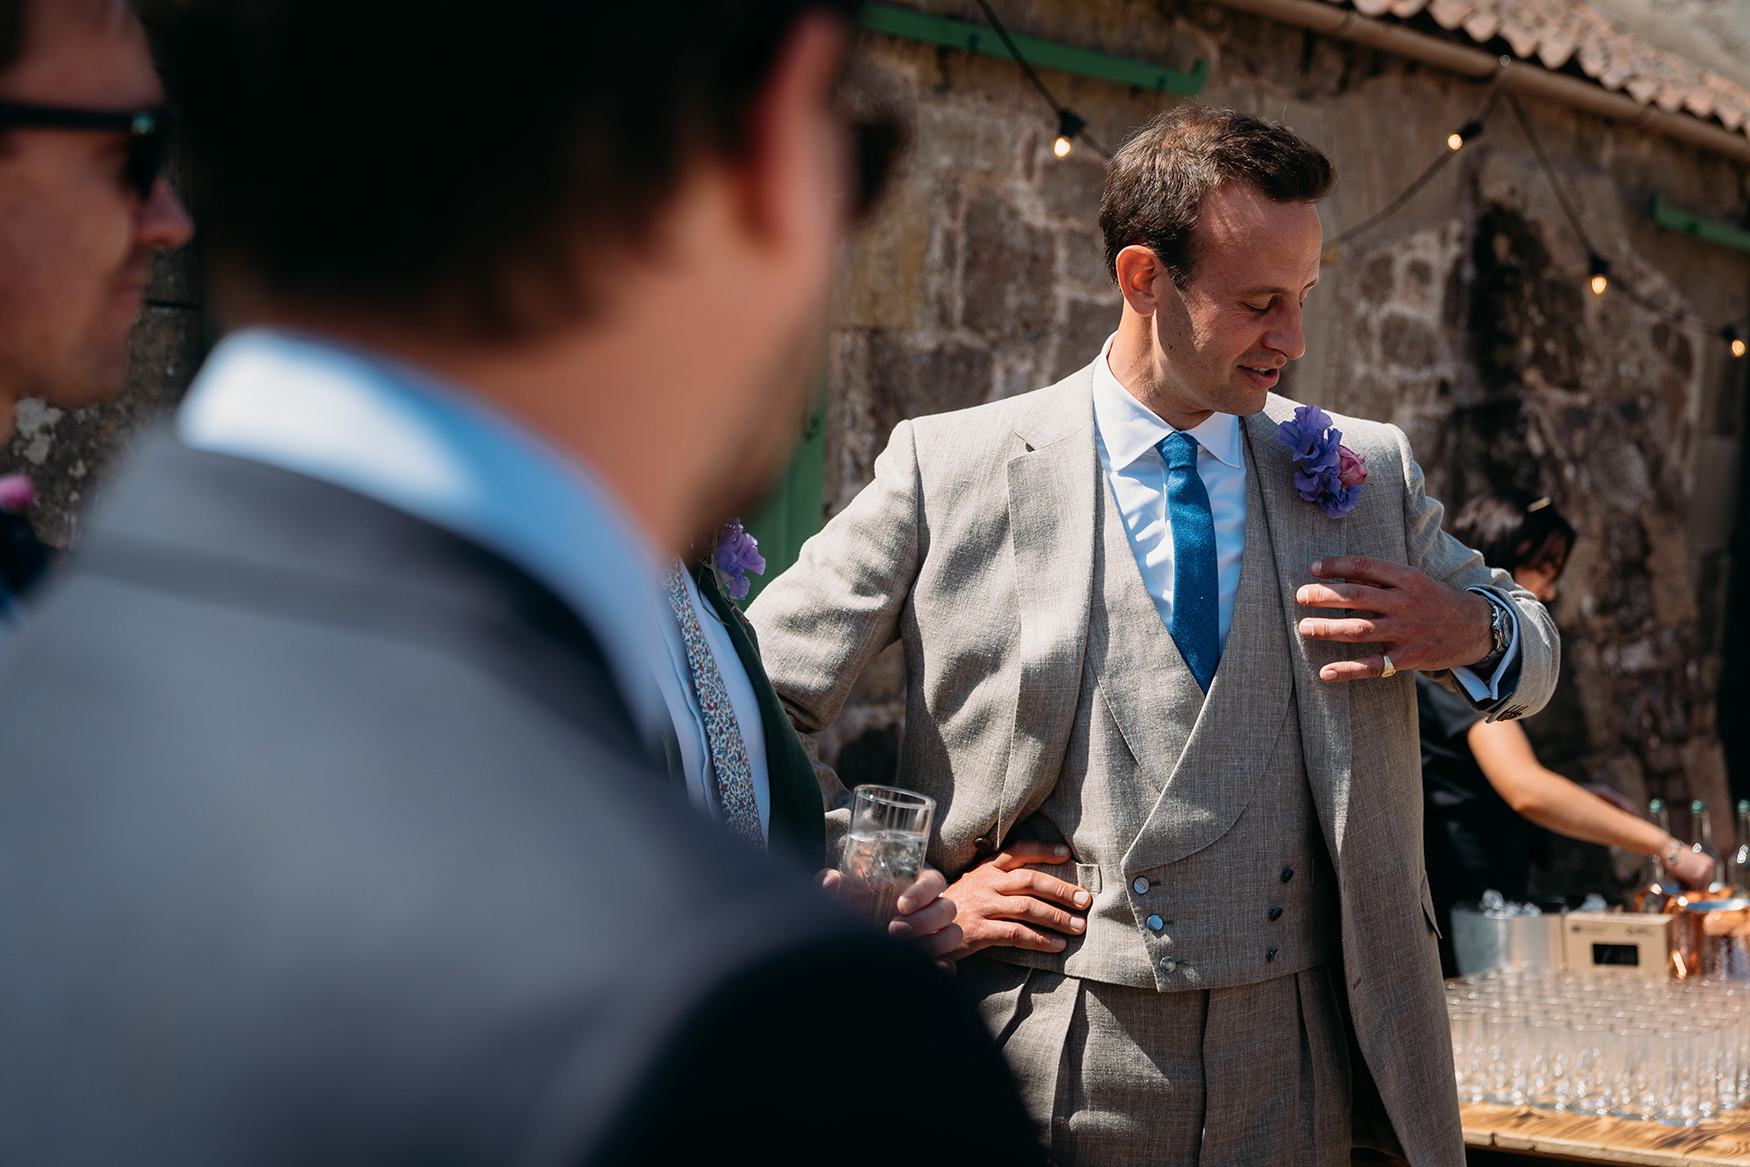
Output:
[750, 363, 1559, 1166]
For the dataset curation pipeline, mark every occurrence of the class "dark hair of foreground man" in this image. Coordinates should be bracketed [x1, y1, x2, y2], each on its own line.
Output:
[0, 2, 1040, 1163]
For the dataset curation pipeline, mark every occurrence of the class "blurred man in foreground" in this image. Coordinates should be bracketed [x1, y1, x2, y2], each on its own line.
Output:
[0, 0, 192, 615]
[0, 2, 1037, 1163]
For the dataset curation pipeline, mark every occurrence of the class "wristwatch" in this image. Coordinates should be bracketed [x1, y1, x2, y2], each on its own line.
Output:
[1470, 595, 1513, 676]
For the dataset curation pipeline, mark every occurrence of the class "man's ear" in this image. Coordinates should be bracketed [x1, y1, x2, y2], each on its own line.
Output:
[1114, 245, 1166, 316]
[734, 12, 850, 249]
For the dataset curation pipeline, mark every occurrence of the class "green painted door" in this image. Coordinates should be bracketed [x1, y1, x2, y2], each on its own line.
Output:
[741, 384, 826, 603]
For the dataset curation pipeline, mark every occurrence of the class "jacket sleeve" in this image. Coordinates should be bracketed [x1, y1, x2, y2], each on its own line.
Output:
[746, 420, 925, 846]
[1392, 424, 1560, 722]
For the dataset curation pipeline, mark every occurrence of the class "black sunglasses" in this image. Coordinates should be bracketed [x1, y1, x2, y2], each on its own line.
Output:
[0, 100, 173, 201]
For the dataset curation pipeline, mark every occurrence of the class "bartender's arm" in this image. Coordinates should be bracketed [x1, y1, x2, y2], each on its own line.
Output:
[1466, 719, 1715, 888]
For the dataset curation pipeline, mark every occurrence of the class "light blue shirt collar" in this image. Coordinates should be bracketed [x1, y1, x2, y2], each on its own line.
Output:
[177, 327, 669, 744]
[1091, 333, 1244, 473]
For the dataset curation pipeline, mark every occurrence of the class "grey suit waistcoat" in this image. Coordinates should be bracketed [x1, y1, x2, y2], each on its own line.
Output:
[989, 444, 1339, 992]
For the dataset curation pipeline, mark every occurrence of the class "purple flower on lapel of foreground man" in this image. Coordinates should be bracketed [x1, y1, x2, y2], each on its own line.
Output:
[1276, 405, 1365, 519]
[0, 474, 33, 515]
[712, 519, 766, 602]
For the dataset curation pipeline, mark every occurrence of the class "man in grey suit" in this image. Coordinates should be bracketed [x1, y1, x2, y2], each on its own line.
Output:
[0, 1, 1040, 1163]
[751, 106, 1558, 1165]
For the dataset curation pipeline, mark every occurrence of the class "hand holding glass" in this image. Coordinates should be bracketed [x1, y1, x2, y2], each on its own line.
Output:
[839, 785, 936, 925]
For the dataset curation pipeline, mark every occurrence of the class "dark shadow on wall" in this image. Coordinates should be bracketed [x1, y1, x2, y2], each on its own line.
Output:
[1722, 370, 1750, 803]
[835, 725, 902, 789]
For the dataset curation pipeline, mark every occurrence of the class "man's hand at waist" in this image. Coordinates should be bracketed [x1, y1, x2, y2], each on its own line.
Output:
[939, 841, 1090, 961]
[1293, 556, 1495, 683]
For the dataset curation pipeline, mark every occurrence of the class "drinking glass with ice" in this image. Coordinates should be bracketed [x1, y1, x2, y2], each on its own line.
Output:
[839, 784, 936, 925]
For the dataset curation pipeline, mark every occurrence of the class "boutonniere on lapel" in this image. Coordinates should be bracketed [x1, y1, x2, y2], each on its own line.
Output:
[708, 518, 766, 603]
[0, 472, 51, 597]
[1276, 405, 1367, 519]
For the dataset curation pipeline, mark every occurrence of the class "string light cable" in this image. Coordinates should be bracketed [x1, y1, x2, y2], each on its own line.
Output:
[1506, 90, 1745, 357]
[1331, 78, 1504, 249]
[1329, 67, 1743, 358]
[969, 0, 1108, 159]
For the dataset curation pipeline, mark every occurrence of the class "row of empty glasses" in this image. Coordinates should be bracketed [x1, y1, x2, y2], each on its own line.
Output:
[1447, 966, 1750, 1127]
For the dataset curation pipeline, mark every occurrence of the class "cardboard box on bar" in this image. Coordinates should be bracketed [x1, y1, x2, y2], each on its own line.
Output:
[1562, 912, 1673, 975]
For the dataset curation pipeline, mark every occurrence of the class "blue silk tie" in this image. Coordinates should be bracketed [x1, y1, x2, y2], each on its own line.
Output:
[1159, 432, 1220, 693]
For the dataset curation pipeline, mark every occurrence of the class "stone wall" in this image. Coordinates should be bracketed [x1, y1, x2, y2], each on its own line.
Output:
[4, 0, 1747, 898]
[824, 0, 1750, 896]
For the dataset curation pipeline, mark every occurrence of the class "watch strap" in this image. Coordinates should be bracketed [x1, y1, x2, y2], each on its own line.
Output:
[1470, 594, 1512, 676]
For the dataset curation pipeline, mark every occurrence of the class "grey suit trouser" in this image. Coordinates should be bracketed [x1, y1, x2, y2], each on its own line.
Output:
[964, 957, 1352, 1167]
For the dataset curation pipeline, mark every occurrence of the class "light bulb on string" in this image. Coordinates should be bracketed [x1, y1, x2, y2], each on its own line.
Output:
[1446, 120, 1483, 152]
[1725, 326, 1747, 359]
[1053, 109, 1085, 160]
[1588, 255, 1610, 296]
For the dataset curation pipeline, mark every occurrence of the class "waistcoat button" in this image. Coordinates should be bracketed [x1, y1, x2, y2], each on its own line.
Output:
[1132, 876, 1150, 895]
[1266, 946, 1278, 962]
[1160, 957, 1178, 972]
[1280, 867, 1294, 883]
[973, 835, 993, 851]
[1268, 906, 1283, 922]
[1146, 914, 1163, 931]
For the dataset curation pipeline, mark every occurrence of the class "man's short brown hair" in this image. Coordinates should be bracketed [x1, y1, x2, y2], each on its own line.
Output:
[1099, 105, 1334, 287]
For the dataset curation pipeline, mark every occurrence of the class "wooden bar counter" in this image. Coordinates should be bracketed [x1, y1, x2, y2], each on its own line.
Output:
[1461, 1100, 1750, 1164]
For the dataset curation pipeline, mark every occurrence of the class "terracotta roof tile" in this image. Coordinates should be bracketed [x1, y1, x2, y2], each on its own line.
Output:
[1462, 10, 1500, 42]
[1426, 0, 1471, 31]
[1315, 0, 1750, 141]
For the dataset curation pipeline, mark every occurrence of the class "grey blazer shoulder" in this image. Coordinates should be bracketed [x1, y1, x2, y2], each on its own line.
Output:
[1265, 393, 1560, 719]
[0, 434, 1039, 1167]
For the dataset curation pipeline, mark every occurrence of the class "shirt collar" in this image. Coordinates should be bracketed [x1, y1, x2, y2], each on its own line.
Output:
[177, 327, 670, 745]
[1090, 332, 1244, 472]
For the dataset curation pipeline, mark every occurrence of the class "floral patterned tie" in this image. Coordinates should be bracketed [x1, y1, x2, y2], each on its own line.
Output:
[664, 562, 763, 847]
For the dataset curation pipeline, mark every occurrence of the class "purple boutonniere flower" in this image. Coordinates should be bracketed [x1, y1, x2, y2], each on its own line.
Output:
[0, 473, 33, 515]
[712, 518, 766, 602]
[1276, 405, 1366, 519]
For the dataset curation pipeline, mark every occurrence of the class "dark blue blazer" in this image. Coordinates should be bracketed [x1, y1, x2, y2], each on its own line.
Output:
[0, 435, 1038, 1166]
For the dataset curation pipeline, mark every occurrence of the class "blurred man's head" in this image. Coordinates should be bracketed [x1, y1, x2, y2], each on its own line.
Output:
[0, 0, 194, 436]
[143, 0, 892, 554]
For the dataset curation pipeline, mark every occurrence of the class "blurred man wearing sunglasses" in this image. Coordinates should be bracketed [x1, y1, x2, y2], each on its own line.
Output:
[0, 0, 191, 436]
[0, 0, 191, 625]
[0, 1, 1037, 1164]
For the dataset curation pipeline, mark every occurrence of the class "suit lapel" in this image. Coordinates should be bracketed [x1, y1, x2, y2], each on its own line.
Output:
[1244, 401, 1355, 860]
[997, 371, 1100, 842]
[693, 562, 826, 865]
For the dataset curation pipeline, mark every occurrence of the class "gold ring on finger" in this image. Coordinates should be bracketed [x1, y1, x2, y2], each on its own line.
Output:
[1380, 654, 1396, 679]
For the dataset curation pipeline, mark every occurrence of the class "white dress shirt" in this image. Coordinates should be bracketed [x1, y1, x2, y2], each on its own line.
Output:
[653, 565, 772, 843]
[178, 328, 671, 744]
[1092, 333, 1247, 649]
[1090, 333, 1518, 700]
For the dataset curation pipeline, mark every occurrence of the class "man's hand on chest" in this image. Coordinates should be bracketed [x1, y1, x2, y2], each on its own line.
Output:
[1292, 556, 1495, 683]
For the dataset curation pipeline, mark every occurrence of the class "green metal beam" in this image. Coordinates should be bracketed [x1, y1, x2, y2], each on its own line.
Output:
[1650, 190, 1750, 256]
[857, 3, 1206, 96]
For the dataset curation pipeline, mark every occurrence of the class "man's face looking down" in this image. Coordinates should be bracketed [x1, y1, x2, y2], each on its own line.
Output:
[1147, 180, 1323, 424]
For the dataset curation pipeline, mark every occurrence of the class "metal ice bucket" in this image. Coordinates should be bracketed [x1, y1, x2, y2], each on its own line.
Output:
[1449, 906, 1565, 974]
[1672, 897, 1750, 981]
